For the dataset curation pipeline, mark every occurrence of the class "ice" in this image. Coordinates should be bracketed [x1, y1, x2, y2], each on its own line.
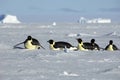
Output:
[59, 71, 79, 76]
[0, 14, 21, 23]
[0, 23, 120, 80]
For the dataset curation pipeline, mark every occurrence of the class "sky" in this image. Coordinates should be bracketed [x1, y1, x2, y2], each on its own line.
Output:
[0, 0, 120, 23]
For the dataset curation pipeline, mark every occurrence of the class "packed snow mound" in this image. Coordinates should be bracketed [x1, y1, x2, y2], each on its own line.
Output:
[0, 14, 21, 23]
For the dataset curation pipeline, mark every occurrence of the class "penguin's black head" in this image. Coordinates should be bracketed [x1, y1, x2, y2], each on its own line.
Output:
[47, 39, 54, 44]
[77, 38, 82, 43]
[109, 40, 113, 45]
[27, 36, 32, 40]
[91, 39, 95, 44]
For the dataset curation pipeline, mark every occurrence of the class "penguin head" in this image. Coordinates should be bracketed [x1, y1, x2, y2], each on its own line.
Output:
[47, 39, 54, 44]
[27, 36, 32, 40]
[109, 40, 113, 45]
[77, 38, 83, 44]
[91, 39, 95, 44]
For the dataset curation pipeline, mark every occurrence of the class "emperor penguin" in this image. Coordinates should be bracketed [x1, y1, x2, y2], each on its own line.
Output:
[14, 36, 45, 50]
[76, 38, 87, 51]
[105, 40, 118, 51]
[47, 39, 77, 50]
[90, 39, 100, 50]
[83, 39, 100, 50]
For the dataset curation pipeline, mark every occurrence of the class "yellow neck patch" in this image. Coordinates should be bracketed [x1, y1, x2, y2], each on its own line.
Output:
[78, 42, 86, 51]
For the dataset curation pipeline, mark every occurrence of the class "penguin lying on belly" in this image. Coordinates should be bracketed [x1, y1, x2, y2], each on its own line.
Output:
[76, 38, 100, 51]
[47, 39, 77, 51]
[105, 40, 119, 51]
[14, 36, 45, 50]
[83, 39, 100, 50]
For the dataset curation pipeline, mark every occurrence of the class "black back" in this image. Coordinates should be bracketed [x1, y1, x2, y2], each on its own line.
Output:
[31, 38, 40, 45]
[83, 42, 100, 50]
[83, 42, 93, 50]
[54, 41, 73, 48]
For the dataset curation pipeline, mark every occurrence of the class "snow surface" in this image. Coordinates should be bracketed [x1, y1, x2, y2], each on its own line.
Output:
[0, 14, 21, 24]
[0, 23, 120, 80]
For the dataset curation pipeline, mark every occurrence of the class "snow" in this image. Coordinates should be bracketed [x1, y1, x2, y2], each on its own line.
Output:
[0, 14, 21, 24]
[79, 17, 111, 24]
[52, 22, 56, 26]
[0, 23, 120, 80]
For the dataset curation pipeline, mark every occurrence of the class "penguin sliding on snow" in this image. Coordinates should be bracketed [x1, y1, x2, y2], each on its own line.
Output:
[84, 39, 100, 50]
[47, 39, 77, 51]
[105, 40, 118, 51]
[14, 36, 45, 50]
[76, 38, 100, 51]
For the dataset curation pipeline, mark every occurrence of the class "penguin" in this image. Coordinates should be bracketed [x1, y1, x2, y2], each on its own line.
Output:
[14, 36, 45, 50]
[76, 38, 87, 51]
[47, 39, 77, 50]
[83, 39, 100, 50]
[105, 40, 118, 51]
[90, 39, 100, 50]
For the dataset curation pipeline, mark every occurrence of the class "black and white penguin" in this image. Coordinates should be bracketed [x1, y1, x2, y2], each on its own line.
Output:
[47, 39, 77, 50]
[76, 38, 87, 51]
[24, 36, 41, 49]
[14, 36, 45, 50]
[83, 39, 100, 50]
[105, 40, 118, 51]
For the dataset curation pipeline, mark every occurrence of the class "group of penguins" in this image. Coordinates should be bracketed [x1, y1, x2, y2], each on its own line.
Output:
[14, 35, 119, 51]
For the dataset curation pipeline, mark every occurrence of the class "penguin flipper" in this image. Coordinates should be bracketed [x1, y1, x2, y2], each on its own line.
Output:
[113, 45, 118, 50]
[13, 42, 25, 49]
[32, 38, 45, 49]
[31, 38, 40, 45]
[94, 44, 100, 50]
[105, 45, 109, 50]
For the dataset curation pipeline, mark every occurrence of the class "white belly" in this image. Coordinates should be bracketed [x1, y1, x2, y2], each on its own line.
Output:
[49, 45, 61, 50]
[107, 45, 113, 51]
[25, 40, 39, 50]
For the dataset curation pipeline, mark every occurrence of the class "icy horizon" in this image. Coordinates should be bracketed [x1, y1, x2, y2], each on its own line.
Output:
[18, 14, 120, 23]
[0, 14, 119, 23]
